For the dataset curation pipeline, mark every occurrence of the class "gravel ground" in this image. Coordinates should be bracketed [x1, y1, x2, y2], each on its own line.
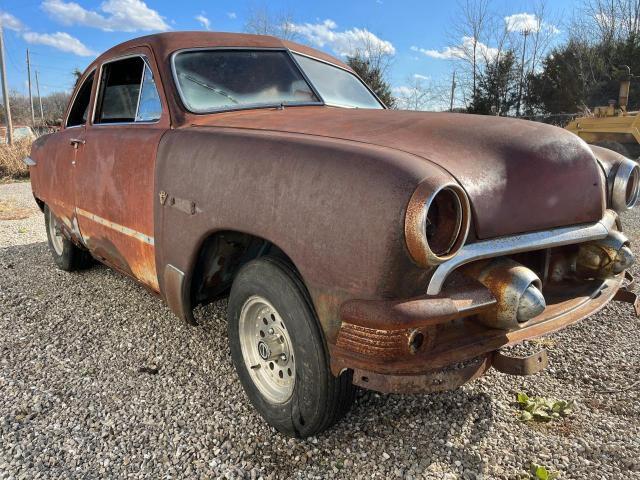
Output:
[1, 181, 639, 480]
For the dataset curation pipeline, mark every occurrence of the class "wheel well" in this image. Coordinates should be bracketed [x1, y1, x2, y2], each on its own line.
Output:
[189, 231, 297, 307]
[34, 196, 45, 212]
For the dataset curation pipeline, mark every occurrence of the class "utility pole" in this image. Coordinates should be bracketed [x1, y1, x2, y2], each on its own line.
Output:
[26, 49, 35, 127]
[0, 26, 13, 145]
[449, 71, 456, 112]
[35, 70, 44, 125]
[516, 29, 530, 118]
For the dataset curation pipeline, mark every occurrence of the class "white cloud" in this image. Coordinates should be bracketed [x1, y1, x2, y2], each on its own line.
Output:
[413, 73, 429, 80]
[42, 0, 170, 32]
[413, 36, 498, 62]
[227, 12, 237, 19]
[505, 12, 559, 35]
[23, 31, 95, 56]
[195, 13, 210, 30]
[287, 19, 395, 57]
[505, 13, 539, 33]
[0, 11, 24, 31]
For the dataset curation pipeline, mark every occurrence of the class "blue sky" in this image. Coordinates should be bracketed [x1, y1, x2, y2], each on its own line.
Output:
[0, 0, 579, 101]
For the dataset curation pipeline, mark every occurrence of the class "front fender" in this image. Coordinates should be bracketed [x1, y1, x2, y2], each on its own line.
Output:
[154, 127, 448, 341]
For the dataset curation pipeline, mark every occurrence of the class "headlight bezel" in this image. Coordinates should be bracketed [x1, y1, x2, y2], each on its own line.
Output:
[405, 180, 471, 268]
[611, 158, 640, 211]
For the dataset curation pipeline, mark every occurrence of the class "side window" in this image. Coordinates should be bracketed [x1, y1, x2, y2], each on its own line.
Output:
[66, 71, 95, 127]
[136, 63, 162, 122]
[95, 56, 162, 124]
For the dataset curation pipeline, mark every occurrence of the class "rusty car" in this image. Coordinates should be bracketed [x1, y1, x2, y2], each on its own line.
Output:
[25, 32, 640, 437]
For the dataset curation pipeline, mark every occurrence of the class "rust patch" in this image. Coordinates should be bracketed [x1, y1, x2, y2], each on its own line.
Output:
[351, 355, 491, 394]
[404, 176, 470, 268]
[335, 323, 436, 360]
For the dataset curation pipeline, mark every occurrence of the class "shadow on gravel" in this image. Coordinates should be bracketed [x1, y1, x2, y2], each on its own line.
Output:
[332, 389, 494, 474]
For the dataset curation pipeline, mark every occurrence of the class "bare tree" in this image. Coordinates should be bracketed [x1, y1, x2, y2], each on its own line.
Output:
[244, 7, 298, 40]
[449, 0, 492, 100]
[578, 0, 640, 45]
[395, 76, 447, 111]
[0, 90, 69, 125]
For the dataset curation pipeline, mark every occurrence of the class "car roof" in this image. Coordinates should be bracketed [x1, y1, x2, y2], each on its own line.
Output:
[91, 31, 353, 72]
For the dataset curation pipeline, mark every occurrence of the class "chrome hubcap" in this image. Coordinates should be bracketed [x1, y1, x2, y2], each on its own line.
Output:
[239, 296, 295, 404]
[48, 209, 64, 256]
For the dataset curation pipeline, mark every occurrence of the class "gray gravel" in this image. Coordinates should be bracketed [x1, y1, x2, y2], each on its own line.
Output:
[1, 181, 639, 479]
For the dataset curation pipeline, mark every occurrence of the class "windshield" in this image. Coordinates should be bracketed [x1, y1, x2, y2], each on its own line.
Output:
[293, 54, 383, 109]
[173, 50, 320, 112]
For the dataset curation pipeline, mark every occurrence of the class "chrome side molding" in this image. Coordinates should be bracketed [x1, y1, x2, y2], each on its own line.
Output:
[23, 156, 36, 166]
[426, 210, 618, 295]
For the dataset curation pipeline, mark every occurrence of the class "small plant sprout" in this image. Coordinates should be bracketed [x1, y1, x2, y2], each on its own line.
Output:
[516, 392, 574, 422]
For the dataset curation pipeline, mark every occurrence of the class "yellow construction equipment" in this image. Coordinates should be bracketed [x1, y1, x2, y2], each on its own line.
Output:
[566, 66, 640, 158]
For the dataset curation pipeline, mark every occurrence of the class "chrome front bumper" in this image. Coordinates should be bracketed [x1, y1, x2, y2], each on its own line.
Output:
[427, 210, 619, 294]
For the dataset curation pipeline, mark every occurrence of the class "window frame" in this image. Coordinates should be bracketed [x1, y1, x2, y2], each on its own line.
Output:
[289, 51, 386, 109]
[91, 53, 164, 126]
[65, 67, 97, 129]
[170, 47, 329, 114]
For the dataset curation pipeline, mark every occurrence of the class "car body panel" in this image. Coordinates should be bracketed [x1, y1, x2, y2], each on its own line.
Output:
[154, 127, 447, 341]
[71, 46, 169, 291]
[191, 107, 606, 240]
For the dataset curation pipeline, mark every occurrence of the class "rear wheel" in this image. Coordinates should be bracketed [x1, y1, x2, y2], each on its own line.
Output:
[44, 205, 92, 271]
[228, 256, 355, 437]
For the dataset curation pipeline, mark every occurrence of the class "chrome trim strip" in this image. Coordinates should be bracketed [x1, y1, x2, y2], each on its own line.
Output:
[23, 156, 36, 166]
[76, 208, 154, 246]
[426, 210, 618, 295]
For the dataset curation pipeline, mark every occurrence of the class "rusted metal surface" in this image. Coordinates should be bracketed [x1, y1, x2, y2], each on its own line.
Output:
[193, 108, 606, 240]
[350, 355, 491, 394]
[613, 272, 640, 316]
[335, 323, 437, 360]
[331, 274, 624, 380]
[154, 127, 432, 341]
[339, 273, 495, 331]
[404, 177, 471, 268]
[492, 350, 548, 376]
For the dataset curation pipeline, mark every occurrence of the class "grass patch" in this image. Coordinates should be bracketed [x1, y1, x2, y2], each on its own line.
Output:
[0, 140, 32, 181]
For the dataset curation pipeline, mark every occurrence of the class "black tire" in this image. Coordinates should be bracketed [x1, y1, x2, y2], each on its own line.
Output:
[44, 204, 92, 271]
[228, 256, 355, 437]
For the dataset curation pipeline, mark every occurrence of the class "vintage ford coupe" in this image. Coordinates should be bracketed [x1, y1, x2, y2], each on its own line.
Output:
[27, 32, 640, 436]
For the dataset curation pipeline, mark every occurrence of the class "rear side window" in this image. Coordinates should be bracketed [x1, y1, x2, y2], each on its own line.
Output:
[94, 56, 162, 124]
[66, 71, 95, 127]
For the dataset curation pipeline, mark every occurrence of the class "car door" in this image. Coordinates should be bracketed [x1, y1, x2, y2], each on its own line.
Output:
[74, 48, 169, 291]
[39, 69, 96, 237]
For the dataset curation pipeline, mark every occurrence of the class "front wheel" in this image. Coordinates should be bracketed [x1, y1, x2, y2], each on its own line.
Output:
[228, 257, 355, 437]
[44, 205, 92, 271]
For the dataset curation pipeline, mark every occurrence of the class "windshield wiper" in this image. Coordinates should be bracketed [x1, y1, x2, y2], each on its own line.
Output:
[181, 74, 240, 105]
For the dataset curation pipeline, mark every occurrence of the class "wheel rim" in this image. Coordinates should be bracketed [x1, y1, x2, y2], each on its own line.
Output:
[48, 209, 64, 256]
[239, 295, 296, 404]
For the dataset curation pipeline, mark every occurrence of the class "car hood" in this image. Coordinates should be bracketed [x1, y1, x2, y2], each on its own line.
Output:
[192, 107, 605, 239]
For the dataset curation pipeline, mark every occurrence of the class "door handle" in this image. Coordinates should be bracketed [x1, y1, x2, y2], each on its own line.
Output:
[70, 138, 85, 149]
